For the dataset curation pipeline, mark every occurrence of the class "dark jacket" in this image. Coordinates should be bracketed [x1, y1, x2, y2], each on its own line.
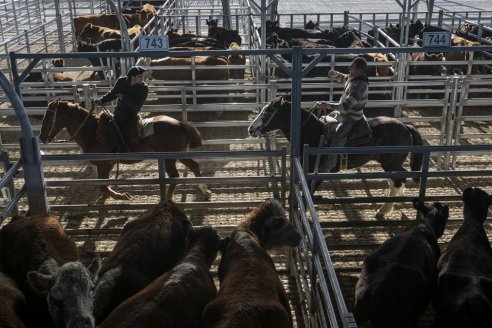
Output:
[99, 76, 149, 115]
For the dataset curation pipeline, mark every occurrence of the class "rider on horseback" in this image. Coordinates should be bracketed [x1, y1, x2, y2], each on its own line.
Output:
[94, 66, 149, 152]
[316, 56, 369, 172]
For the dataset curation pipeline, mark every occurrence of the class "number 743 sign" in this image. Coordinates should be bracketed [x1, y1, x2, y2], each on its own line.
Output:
[139, 35, 169, 51]
[422, 31, 451, 47]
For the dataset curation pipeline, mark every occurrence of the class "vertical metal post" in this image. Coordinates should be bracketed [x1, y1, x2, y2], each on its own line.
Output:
[0, 71, 49, 215]
[158, 158, 167, 201]
[105, 0, 131, 76]
[54, 0, 65, 52]
[220, 0, 231, 30]
[1, 150, 18, 217]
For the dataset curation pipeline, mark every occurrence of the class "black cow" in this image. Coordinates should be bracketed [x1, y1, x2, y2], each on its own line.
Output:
[434, 187, 492, 328]
[77, 39, 122, 79]
[354, 199, 449, 328]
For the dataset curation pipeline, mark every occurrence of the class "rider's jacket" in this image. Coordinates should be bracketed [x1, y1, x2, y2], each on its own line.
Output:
[99, 76, 149, 115]
[331, 71, 368, 122]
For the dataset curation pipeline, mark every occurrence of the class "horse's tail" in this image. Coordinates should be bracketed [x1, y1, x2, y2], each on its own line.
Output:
[183, 123, 204, 149]
[408, 124, 423, 183]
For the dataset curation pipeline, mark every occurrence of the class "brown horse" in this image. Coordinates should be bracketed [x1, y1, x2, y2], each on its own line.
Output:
[39, 100, 211, 203]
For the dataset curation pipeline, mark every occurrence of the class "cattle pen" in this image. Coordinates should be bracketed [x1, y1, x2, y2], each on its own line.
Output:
[1, 0, 492, 327]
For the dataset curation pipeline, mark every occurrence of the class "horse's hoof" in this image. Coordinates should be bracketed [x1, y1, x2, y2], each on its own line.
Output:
[96, 197, 107, 205]
[375, 212, 386, 219]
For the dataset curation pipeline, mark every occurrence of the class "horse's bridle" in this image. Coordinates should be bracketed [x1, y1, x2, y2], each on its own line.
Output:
[262, 102, 317, 138]
[44, 102, 95, 142]
[46, 106, 59, 141]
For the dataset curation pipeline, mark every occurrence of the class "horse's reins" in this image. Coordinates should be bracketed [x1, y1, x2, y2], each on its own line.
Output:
[99, 103, 130, 152]
[267, 103, 318, 138]
[68, 102, 96, 141]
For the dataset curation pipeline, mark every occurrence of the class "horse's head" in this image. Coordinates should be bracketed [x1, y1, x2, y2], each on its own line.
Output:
[39, 99, 68, 144]
[248, 96, 289, 138]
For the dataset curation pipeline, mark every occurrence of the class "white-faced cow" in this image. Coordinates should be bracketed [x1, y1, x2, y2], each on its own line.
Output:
[0, 271, 27, 328]
[434, 187, 492, 328]
[202, 199, 302, 328]
[98, 226, 220, 328]
[0, 214, 100, 328]
[354, 199, 449, 328]
[92, 200, 193, 325]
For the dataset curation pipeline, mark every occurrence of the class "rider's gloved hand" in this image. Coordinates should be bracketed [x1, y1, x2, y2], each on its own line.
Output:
[94, 99, 102, 106]
[316, 101, 331, 110]
[328, 69, 337, 78]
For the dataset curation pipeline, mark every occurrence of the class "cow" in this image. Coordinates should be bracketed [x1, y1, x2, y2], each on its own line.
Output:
[434, 187, 492, 328]
[409, 52, 446, 76]
[445, 35, 481, 74]
[73, 13, 137, 38]
[353, 199, 449, 328]
[92, 200, 193, 325]
[0, 271, 27, 328]
[202, 199, 302, 328]
[24, 59, 72, 82]
[77, 38, 122, 79]
[98, 226, 220, 328]
[226, 42, 246, 79]
[136, 3, 156, 27]
[206, 18, 242, 47]
[0, 214, 100, 328]
[78, 23, 141, 44]
[136, 56, 230, 81]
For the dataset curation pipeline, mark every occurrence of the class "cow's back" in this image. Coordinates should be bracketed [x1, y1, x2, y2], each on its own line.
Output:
[93, 200, 193, 324]
[0, 215, 78, 286]
[354, 221, 441, 325]
[435, 220, 492, 328]
[202, 230, 292, 328]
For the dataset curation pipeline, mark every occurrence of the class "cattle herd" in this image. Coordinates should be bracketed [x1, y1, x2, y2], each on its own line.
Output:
[69, 3, 246, 82]
[0, 189, 491, 327]
[0, 198, 302, 328]
[264, 19, 491, 78]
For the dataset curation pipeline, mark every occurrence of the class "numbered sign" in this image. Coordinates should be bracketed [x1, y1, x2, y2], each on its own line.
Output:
[422, 31, 451, 47]
[139, 35, 169, 51]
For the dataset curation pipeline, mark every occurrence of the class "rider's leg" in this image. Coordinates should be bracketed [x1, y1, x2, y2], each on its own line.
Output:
[321, 120, 358, 172]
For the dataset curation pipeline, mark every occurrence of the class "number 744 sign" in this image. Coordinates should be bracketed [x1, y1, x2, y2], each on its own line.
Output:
[422, 31, 451, 47]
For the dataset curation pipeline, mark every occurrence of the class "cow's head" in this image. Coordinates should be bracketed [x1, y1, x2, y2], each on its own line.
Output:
[413, 198, 449, 238]
[27, 258, 101, 328]
[462, 187, 492, 225]
[241, 198, 302, 249]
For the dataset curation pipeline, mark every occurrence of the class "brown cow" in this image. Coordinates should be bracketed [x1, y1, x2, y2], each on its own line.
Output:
[136, 56, 230, 81]
[24, 59, 72, 82]
[0, 271, 27, 328]
[0, 214, 100, 328]
[92, 200, 193, 325]
[445, 35, 481, 74]
[137, 3, 156, 26]
[202, 199, 301, 328]
[354, 199, 449, 328]
[78, 23, 141, 43]
[226, 42, 246, 79]
[98, 226, 220, 328]
[73, 13, 136, 38]
[434, 187, 492, 328]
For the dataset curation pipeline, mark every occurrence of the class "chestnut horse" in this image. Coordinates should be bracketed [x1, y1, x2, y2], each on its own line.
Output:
[248, 96, 423, 218]
[39, 100, 210, 203]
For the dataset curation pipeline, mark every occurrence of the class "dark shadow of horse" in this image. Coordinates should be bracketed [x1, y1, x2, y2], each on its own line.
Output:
[39, 100, 211, 203]
[248, 96, 424, 218]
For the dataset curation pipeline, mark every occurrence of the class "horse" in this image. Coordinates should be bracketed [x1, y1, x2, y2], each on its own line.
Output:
[248, 96, 423, 218]
[39, 100, 211, 203]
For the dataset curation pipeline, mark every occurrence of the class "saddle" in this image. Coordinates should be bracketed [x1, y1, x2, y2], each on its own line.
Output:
[96, 112, 151, 146]
[319, 111, 372, 147]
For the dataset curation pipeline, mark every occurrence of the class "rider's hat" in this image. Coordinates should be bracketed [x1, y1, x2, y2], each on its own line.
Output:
[127, 66, 146, 77]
